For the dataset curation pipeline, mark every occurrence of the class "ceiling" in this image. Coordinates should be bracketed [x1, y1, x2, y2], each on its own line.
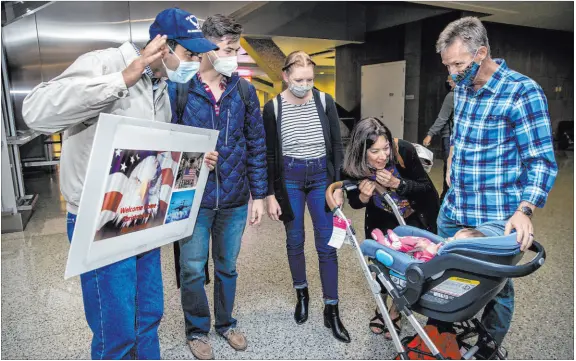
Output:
[239, 1, 573, 85]
[238, 37, 352, 80]
[413, 1, 574, 32]
[260, 1, 574, 72]
[272, 36, 358, 67]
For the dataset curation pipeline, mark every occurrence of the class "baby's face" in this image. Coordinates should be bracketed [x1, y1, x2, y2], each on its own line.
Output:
[448, 228, 485, 241]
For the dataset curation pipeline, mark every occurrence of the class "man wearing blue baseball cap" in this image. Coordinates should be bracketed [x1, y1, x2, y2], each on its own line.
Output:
[22, 7, 217, 360]
[150, 8, 219, 84]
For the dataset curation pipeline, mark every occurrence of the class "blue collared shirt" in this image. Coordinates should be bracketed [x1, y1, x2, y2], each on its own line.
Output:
[442, 59, 558, 226]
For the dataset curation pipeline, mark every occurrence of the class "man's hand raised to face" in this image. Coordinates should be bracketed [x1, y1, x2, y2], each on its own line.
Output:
[122, 35, 169, 88]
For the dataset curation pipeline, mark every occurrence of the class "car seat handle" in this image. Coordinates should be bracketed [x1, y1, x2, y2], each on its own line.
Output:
[411, 240, 546, 279]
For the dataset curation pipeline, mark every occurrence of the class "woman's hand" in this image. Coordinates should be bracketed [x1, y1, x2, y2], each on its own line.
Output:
[266, 195, 282, 221]
[333, 189, 344, 207]
[375, 169, 401, 189]
[358, 179, 376, 204]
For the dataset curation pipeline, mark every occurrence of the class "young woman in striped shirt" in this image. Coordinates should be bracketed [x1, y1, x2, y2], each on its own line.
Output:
[262, 51, 349, 343]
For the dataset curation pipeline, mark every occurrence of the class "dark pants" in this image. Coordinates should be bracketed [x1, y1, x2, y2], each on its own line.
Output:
[440, 136, 451, 202]
[283, 156, 339, 303]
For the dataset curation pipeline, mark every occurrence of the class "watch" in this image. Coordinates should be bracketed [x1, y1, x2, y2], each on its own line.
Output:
[517, 206, 533, 219]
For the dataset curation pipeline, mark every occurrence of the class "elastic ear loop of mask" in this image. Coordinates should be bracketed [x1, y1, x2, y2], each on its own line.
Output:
[162, 44, 181, 69]
[207, 50, 219, 67]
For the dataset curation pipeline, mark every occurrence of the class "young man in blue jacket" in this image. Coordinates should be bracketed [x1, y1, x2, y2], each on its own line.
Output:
[167, 14, 267, 360]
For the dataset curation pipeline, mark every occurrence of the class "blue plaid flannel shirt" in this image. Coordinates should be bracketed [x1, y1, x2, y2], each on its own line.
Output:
[131, 43, 160, 90]
[442, 59, 558, 227]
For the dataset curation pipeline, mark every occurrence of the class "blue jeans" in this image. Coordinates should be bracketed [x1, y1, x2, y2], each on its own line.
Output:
[67, 213, 163, 360]
[436, 208, 514, 346]
[179, 204, 248, 339]
[283, 156, 338, 304]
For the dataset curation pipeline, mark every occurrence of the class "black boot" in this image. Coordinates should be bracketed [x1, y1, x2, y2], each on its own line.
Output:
[294, 287, 309, 324]
[323, 303, 351, 343]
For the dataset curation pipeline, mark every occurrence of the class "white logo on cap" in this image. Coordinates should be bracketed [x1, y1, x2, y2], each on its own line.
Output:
[186, 15, 200, 30]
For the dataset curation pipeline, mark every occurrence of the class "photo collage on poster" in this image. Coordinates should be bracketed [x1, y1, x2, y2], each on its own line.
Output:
[94, 149, 204, 241]
[166, 152, 204, 224]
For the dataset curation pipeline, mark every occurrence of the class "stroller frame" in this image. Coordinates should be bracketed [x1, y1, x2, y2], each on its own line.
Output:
[326, 180, 545, 360]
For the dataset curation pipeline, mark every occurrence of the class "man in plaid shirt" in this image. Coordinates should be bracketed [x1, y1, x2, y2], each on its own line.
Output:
[435, 17, 558, 354]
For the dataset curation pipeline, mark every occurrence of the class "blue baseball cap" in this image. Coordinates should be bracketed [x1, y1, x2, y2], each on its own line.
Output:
[149, 8, 218, 53]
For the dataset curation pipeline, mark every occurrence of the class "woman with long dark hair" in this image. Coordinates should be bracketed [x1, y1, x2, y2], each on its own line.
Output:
[342, 117, 440, 339]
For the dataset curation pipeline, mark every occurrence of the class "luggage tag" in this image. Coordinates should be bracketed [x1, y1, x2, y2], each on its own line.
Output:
[328, 216, 351, 249]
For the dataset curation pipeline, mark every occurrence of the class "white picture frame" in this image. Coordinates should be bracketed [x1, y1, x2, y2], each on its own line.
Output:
[65, 114, 218, 279]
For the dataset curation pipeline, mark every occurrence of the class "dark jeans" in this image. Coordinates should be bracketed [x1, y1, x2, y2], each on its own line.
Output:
[436, 208, 514, 345]
[283, 156, 339, 303]
[440, 136, 450, 202]
[179, 204, 248, 339]
[67, 213, 163, 359]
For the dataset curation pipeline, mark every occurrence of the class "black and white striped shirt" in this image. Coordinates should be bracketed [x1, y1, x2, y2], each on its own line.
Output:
[280, 96, 326, 159]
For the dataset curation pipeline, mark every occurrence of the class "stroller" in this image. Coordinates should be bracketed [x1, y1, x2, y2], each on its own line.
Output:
[326, 180, 546, 360]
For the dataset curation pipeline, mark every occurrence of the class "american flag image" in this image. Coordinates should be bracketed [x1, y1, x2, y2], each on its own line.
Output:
[182, 168, 197, 184]
[175, 152, 203, 189]
[94, 149, 181, 241]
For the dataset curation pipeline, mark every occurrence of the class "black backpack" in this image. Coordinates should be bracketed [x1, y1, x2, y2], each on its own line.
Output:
[175, 77, 252, 124]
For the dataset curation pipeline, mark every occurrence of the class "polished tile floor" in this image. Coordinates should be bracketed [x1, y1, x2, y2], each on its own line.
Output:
[1, 156, 574, 359]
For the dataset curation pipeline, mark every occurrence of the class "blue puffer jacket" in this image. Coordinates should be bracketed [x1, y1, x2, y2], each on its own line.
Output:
[167, 74, 267, 209]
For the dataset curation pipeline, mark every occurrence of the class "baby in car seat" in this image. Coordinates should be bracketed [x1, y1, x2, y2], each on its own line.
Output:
[371, 228, 485, 262]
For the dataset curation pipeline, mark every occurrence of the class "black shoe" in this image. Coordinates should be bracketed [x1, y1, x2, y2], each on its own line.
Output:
[294, 287, 309, 324]
[474, 337, 508, 360]
[323, 304, 351, 343]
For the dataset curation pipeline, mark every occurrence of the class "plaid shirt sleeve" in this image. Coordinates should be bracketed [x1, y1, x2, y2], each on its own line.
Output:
[511, 83, 558, 208]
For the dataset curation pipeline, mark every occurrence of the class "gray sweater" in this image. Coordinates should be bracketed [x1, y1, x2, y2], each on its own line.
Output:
[427, 91, 454, 139]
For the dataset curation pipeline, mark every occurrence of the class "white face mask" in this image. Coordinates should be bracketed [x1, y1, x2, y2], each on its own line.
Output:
[209, 51, 238, 77]
[163, 45, 200, 83]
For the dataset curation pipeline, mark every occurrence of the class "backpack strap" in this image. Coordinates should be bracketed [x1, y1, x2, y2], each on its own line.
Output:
[319, 91, 326, 113]
[175, 81, 191, 124]
[237, 77, 251, 109]
[273, 96, 279, 121]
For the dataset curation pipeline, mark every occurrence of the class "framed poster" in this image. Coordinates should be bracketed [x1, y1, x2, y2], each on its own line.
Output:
[65, 114, 218, 279]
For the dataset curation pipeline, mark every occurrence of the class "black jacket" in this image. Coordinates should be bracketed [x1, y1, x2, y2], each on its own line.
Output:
[347, 139, 440, 238]
[263, 89, 344, 223]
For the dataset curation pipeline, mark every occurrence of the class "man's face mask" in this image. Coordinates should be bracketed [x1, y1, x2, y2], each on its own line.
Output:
[451, 49, 482, 87]
[209, 51, 238, 77]
[288, 80, 314, 98]
[162, 45, 200, 84]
